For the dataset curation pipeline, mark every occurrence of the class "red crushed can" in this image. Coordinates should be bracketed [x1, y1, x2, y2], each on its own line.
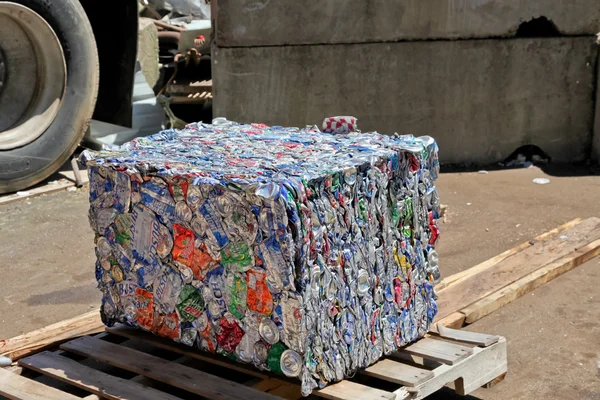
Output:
[135, 288, 154, 331]
[172, 224, 217, 280]
[246, 268, 274, 315]
[216, 316, 244, 353]
[153, 311, 180, 340]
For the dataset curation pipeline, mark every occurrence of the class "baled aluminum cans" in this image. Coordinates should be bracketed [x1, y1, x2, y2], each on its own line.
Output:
[83, 118, 441, 396]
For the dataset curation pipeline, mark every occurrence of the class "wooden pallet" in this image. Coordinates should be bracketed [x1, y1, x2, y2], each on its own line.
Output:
[0, 324, 506, 400]
[3, 217, 597, 362]
[434, 217, 600, 329]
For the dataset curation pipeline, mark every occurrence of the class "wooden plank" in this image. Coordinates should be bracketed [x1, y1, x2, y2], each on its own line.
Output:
[402, 338, 473, 365]
[435, 217, 600, 321]
[0, 367, 80, 400]
[0, 179, 74, 206]
[4, 366, 23, 375]
[395, 337, 507, 400]
[435, 217, 583, 291]
[19, 351, 181, 400]
[316, 380, 396, 400]
[252, 378, 303, 400]
[80, 348, 182, 400]
[431, 312, 465, 331]
[461, 237, 600, 324]
[107, 324, 268, 379]
[61, 336, 279, 400]
[436, 325, 499, 347]
[0, 310, 103, 361]
[483, 372, 507, 388]
[364, 359, 433, 387]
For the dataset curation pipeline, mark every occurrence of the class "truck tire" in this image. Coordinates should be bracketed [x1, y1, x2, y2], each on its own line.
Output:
[0, 0, 99, 194]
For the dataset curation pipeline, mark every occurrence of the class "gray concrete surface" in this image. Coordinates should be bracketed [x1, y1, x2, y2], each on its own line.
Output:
[215, 0, 600, 46]
[469, 260, 600, 400]
[0, 189, 98, 339]
[214, 37, 598, 164]
[1, 166, 599, 400]
[436, 165, 600, 276]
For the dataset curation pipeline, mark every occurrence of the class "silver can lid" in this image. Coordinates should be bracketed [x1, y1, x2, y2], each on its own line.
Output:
[253, 341, 269, 364]
[356, 270, 370, 296]
[235, 338, 253, 363]
[280, 349, 303, 377]
[427, 249, 439, 267]
[96, 237, 112, 259]
[259, 318, 280, 344]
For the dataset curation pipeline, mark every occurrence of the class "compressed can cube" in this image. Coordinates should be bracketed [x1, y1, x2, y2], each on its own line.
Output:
[83, 119, 442, 395]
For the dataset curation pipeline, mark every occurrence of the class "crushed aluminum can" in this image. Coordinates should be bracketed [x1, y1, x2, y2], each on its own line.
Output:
[253, 341, 269, 366]
[356, 270, 370, 297]
[216, 315, 244, 354]
[280, 349, 303, 378]
[259, 318, 280, 345]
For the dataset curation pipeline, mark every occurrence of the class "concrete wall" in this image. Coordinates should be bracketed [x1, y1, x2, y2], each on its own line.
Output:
[593, 49, 600, 162]
[215, 0, 600, 46]
[213, 38, 598, 164]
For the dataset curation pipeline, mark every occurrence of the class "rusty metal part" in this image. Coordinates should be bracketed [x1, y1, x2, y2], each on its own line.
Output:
[0, 2, 66, 150]
[185, 48, 201, 67]
[153, 20, 186, 32]
[157, 94, 187, 129]
[157, 53, 184, 97]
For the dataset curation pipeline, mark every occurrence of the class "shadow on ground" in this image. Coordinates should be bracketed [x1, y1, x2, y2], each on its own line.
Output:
[24, 285, 97, 306]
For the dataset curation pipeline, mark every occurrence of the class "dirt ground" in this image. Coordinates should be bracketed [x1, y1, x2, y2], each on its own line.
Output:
[0, 164, 599, 399]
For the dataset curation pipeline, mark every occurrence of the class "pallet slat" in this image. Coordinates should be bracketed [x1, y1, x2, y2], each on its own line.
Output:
[402, 338, 473, 365]
[434, 218, 582, 291]
[432, 312, 465, 330]
[435, 217, 600, 323]
[107, 324, 268, 379]
[0, 310, 103, 361]
[19, 351, 180, 400]
[461, 237, 600, 323]
[252, 378, 303, 400]
[0, 367, 81, 400]
[61, 336, 280, 400]
[316, 380, 396, 400]
[436, 325, 499, 347]
[394, 337, 508, 400]
[364, 359, 433, 386]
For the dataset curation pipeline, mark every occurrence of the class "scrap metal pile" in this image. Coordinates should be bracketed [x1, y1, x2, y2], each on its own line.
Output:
[83, 118, 442, 395]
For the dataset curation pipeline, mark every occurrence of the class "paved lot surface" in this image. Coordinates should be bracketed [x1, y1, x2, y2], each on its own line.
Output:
[0, 164, 598, 399]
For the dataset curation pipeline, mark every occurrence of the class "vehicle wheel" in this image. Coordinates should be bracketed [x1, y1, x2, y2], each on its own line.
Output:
[0, 0, 99, 194]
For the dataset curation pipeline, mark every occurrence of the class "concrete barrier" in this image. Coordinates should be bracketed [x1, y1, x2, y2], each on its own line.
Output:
[213, 37, 598, 164]
[215, 0, 600, 47]
[593, 49, 600, 162]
